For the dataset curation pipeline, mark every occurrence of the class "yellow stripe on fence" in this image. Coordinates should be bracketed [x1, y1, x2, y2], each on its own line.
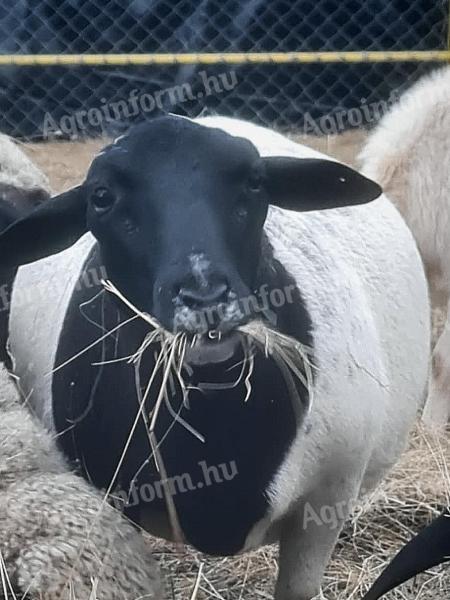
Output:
[0, 51, 449, 67]
[448, 0, 450, 51]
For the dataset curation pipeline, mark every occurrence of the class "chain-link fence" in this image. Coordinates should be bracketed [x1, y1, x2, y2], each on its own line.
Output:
[0, 0, 448, 139]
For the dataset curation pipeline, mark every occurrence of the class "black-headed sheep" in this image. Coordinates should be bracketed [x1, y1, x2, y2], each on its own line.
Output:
[0, 116, 430, 600]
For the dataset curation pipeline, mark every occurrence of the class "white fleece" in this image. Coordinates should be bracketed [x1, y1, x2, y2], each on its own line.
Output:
[0, 134, 50, 192]
[198, 116, 429, 524]
[0, 364, 163, 599]
[360, 67, 450, 423]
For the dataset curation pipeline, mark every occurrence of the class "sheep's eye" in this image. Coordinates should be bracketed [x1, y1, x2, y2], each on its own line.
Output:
[91, 187, 115, 212]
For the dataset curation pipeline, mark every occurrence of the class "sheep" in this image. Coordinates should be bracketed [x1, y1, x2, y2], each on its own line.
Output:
[0, 133, 51, 364]
[360, 66, 450, 424]
[0, 115, 430, 600]
[0, 361, 163, 599]
[0, 132, 50, 221]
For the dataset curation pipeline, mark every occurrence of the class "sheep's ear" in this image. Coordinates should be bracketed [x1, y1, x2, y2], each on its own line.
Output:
[0, 185, 87, 268]
[263, 157, 382, 211]
[362, 510, 450, 600]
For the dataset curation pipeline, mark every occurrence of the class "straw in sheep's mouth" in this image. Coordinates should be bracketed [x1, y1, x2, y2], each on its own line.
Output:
[101, 279, 315, 541]
[102, 278, 314, 420]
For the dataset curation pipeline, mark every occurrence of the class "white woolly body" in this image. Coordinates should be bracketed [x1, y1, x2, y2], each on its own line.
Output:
[9, 117, 430, 554]
[360, 67, 449, 423]
[360, 67, 450, 283]
[0, 363, 162, 599]
[0, 134, 50, 192]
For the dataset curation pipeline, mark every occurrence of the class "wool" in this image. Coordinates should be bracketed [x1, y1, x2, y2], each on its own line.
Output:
[0, 130, 52, 365]
[0, 134, 50, 193]
[360, 66, 450, 423]
[0, 364, 163, 600]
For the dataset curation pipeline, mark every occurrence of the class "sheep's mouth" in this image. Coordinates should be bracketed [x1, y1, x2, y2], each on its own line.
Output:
[183, 331, 242, 367]
[102, 279, 313, 406]
[172, 297, 251, 338]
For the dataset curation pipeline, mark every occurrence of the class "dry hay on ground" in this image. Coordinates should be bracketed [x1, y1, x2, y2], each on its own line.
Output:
[147, 426, 449, 600]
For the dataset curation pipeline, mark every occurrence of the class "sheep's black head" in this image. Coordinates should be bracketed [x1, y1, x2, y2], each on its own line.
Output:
[0, 116, 381, 345]
[85, 118, 270, 337]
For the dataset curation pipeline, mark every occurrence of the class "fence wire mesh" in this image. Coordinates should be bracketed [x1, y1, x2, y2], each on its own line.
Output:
[0, 0, 448, 139]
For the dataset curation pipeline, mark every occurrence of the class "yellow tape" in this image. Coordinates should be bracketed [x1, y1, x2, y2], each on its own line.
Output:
[0, 51, 449, 66]
[448, 0, 450, 51]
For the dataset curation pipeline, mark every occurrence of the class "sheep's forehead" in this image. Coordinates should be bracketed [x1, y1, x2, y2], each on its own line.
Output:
[92, 117, 260, 176]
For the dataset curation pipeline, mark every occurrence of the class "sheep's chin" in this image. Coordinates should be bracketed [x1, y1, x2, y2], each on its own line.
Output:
[184, 331, 242, 367]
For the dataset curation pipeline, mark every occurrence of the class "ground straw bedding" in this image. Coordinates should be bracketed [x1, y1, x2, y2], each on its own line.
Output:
[147, 426, 450, 600]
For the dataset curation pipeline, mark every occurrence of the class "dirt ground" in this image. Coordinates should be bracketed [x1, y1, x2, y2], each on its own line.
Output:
[21, 128, 369, 193]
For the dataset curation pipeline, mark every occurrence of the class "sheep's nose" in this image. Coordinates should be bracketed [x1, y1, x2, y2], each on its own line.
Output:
[177, 280, 230, 309]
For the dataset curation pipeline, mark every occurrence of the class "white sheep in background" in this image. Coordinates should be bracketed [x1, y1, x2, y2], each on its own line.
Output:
[0, 363, 163, 600]
[360, 66, 450, 424]
[0, 134, 50, 192]
[0, 133, 50, 220]
[0, 133, 51, 364]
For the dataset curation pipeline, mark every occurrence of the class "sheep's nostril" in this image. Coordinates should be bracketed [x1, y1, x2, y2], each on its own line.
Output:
[178, 282, 229, 309]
